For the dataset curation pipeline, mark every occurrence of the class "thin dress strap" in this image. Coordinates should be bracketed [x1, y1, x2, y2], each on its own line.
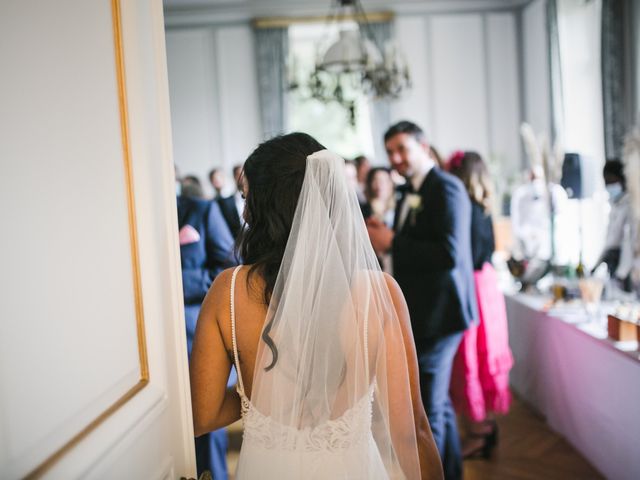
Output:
[230, 265, 247, 399]
[363, 278, 370, 385]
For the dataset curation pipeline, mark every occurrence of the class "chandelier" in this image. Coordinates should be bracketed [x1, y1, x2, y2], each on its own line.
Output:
[287, 0, 411, 125]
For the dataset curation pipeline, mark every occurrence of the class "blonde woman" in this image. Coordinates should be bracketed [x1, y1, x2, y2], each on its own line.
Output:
[447, 151, 513, 459]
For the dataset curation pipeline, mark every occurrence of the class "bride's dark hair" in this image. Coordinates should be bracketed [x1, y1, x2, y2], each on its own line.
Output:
[239, 132, 326, 369]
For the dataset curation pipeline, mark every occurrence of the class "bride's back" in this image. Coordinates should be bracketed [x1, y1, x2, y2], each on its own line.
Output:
[210, 262, 395, 413]
[210, 263, 399, 480]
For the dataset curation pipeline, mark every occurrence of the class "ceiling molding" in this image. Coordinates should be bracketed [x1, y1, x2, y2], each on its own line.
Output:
[164, 0, 532, 29]
[253, 11, 394, 29]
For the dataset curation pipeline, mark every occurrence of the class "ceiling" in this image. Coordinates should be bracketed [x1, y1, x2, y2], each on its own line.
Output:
[163, 0, 533, 14]
[163, 0, 534, 27]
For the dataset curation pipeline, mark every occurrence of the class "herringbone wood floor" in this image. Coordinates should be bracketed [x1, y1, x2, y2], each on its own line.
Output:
[225, 393, 603, 479]
[464, 395, 602, 479]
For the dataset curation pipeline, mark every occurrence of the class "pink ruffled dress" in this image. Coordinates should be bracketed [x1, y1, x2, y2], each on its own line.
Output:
[450, 262, 514, 421]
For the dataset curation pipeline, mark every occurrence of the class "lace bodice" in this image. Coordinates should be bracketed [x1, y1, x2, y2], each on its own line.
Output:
[238, 384, 375, 452]
[230, 266, 375, 453]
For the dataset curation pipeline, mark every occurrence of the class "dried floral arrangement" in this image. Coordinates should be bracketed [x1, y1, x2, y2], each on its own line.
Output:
[518, 123, 565, 265]
[519, 123, 564, 183]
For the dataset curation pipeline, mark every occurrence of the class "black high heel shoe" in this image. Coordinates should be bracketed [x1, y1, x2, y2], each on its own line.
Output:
[462, 422, 498, 460]
[485, 420, 499, 448]
[462, 434, 494, 459]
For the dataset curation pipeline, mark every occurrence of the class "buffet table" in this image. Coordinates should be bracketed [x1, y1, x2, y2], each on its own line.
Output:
[505, 293, 640, 480]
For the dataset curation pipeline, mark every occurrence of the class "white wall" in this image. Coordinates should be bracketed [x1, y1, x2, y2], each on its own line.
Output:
[165, 1, 525, 193]
[521, 0, 552, 144]
[165, 24, 261, 197]
[399, 15, 492, 155]
[391, 11, 522, 184]
[166, 28, 223, 189]
[486, 13, 522, 175]
[391, 16, 431, 139]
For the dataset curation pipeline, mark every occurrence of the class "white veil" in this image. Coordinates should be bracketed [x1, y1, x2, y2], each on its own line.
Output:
[243, 150, 421, 479]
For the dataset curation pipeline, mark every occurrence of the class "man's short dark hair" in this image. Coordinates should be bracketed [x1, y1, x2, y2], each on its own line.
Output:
[384, 121, 427, 144]
[182, 175, 204, 198]
[603, 158, 625, 185]
[184, 174, 202, 186]
[353, 155, 369, 167]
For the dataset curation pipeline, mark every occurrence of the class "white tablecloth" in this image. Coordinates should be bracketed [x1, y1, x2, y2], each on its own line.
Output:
[505, 293, 640, 480]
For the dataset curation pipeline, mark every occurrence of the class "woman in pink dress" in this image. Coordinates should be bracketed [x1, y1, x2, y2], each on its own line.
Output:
[447, 151, 514, 459]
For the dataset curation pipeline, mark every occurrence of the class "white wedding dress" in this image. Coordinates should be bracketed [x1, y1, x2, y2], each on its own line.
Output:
[230, 266, 389, 479]
[229, 150, 421, 479]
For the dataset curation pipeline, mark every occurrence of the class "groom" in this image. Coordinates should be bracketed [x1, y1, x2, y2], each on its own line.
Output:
[367, 121, 477, 479]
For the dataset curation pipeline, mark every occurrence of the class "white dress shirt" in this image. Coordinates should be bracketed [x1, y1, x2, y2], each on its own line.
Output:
[397, 162, 434, 231]
[234, 191, 245, 219]
[603, 192, 633, 278]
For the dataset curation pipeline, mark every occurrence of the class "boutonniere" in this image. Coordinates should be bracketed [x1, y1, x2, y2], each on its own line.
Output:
[407, 193, 422, 210]
[406, 193, 423, 226]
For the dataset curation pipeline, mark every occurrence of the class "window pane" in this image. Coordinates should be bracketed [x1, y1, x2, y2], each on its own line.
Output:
[288, 24, 375, 159]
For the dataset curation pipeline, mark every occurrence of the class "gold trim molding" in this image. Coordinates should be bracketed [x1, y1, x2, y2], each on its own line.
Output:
[253, 11, 394, 29]
[25, 0, 149, 477]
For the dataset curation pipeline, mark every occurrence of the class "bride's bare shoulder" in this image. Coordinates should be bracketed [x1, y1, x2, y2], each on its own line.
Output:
[205, 265, 265, 310]
[356, 271, 404, 305]
[201, 267, 238, 317]
[382, 272, 402, 298]
[211, 266, 237, 294]
[381, 272, 410, 318]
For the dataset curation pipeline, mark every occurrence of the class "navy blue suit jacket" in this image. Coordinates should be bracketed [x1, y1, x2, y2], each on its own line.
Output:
[392, 168, 477, 341]
[177, 196, 236, 305]
[217, 195, 242, 239]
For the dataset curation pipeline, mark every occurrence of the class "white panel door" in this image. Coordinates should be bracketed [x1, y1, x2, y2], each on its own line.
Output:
[0, 1, 195, 478]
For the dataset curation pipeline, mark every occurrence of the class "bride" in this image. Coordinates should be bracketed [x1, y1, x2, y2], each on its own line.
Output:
[189, 133, 442, 479]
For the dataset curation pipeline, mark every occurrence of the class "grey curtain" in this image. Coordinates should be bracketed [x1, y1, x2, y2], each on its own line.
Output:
[547, 0, 565, 148]
[601, 0, 630, 159]
[367, 21, 392, 163]
[254, 27, 289, 139]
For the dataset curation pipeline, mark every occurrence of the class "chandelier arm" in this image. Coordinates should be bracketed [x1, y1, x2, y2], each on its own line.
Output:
[289, 0, 410, 119]
[317, 0, 341, 65]
[351, 0, 383, 53]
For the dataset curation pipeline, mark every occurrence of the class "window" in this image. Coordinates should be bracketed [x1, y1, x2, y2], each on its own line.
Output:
[287, 23, 375, 160]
